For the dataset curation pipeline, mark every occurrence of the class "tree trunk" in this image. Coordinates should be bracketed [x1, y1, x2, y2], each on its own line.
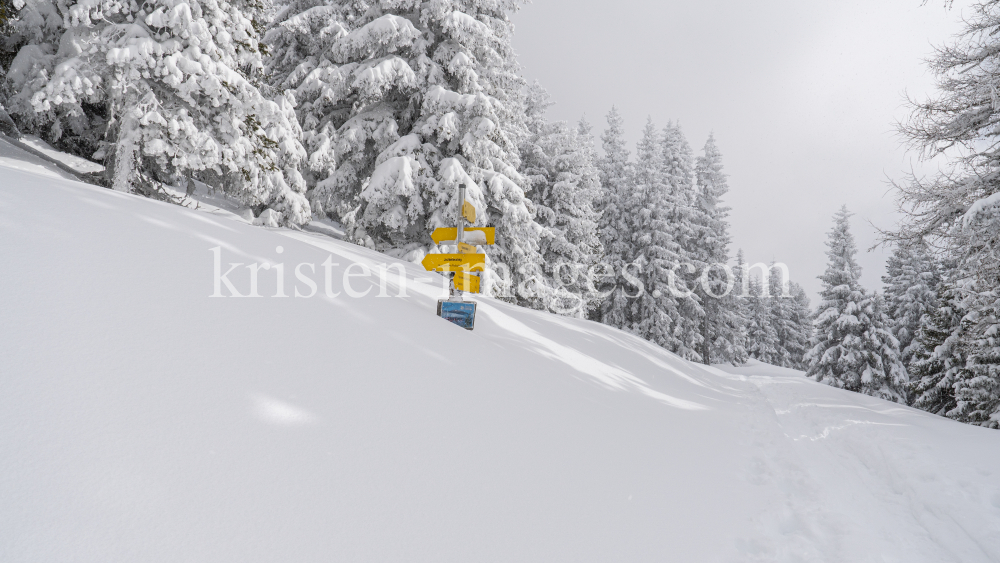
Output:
[702, 310, 711, 365]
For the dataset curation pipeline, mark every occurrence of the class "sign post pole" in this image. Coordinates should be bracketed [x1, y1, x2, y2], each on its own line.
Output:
[453, 183, 467, 302]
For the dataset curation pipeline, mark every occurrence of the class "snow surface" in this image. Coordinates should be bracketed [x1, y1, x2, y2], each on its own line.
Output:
[0, 136, 81, 181]
[17, 135, 105, 174]
[1, 162, 999, 562]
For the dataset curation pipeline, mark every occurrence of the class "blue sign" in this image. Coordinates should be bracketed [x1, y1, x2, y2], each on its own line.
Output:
[437, 300, 477, 330]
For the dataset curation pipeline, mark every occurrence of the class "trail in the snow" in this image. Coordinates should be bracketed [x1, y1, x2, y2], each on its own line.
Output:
[717, 362, 1000, 563]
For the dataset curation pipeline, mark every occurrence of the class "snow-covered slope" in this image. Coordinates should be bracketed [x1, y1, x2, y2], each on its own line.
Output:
[0, 136, 83, 181]
[1, 165, 998, 563]
[15, 135, 105, 174]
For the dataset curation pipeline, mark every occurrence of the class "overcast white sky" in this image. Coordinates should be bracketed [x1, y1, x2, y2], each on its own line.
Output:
[512, 0, 969, 303]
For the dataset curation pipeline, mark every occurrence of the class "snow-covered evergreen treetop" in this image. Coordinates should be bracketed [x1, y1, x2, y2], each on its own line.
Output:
[24, 0, 310, 222]
[807, 206, 907, 402]
[694, 133, 731, 263]
[266, 0, 543, 302]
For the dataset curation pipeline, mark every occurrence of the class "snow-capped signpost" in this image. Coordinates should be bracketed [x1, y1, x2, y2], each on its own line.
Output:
[423, 184, 494, 330]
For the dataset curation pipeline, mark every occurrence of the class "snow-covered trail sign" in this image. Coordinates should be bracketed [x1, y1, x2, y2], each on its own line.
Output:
[421, 254, 486, 272]
[462, 201, 477, 223]
[452, 271, 481, 294]
[430, 227, 496, 245]
[425, 184, 494, 329]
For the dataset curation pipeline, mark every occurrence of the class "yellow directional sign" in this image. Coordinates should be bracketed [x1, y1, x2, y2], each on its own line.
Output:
[458, 242, 477, 254]
[431, 227, 496, 245]
[453, 271, 481, 293]
[462, 201, 476, 223]
[421, 253, 486, 272]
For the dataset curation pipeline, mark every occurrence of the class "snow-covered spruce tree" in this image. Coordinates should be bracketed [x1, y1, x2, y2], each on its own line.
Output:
[596, 106, 636, 328]
[806, 206, 908, 401]
[520, 83, 602, 317]
[882, 241, 940, 366]
[907, 256, 1000, 426]
[1, 0, 60, 92]
[786, 281, 814, 370]
[950, 278, 1000, 427]
[660, 121, 700, 270]
[728, 248, 752, 360]
[0, 0, 19, 136]
[653, 120, 705, 360]
[767, 267, 811, 369]
[910, 274, 969, 415]
[2, 0, 97, 151]
[693, 133, 745, 365]
[745, 272, 778, 364]
[763, 270, 792, 368]
[629, 118, 689, 355]
[265, 0, 544, 303]
[28, 0, 310, 221]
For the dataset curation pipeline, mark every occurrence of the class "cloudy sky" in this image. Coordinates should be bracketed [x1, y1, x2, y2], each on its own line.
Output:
[512, 0, 969, 302]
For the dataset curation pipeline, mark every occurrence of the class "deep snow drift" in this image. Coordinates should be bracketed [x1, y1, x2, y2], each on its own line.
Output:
[1, 162, 999, 563]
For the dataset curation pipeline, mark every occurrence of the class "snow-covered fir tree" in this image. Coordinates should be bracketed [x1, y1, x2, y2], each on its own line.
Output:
[728, 248, 752, 360]
[764, 267, 792, 368]
[0, 0, 19, 135]
[520, 82, 602, 317]
[882, 241, 940, 366]
[909, 273, 968, 415]
[595, 106, 636, 328]
[23, 0, 310, 221]
[2, 0, 95, 150]
[786, 281, 814, 370]
[265, 0, 544, 303]
[949, 279, 1000, 427]
[768, 267, 812, 370]
[629, 117, 689, 355]
[650, 120, 704, 360]
[806, 206, 908, 401]
[745, 271, 779, 364]
[693, 133, 745, 365]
